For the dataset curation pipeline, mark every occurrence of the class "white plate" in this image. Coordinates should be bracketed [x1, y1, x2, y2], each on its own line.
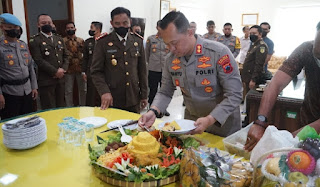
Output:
[158, 119, 196, 134]
[79, 117, 107, 128]
[107, 119, 138, 131]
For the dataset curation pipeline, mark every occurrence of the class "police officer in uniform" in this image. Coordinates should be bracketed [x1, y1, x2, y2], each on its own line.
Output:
[0, 13, 38, 119]
[241, 25, 268, 93]
[216, 23, 241, 58]
[29, 14, 69, 110]
[82, 21, 105, 107]
[91, 7, 148, 113]
[139, 12, 242, 137]
[145, 20, 170, 116]
[203, 20, 221, 41]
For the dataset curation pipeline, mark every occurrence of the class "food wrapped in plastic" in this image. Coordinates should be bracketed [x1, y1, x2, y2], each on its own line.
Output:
[180, 147, 253, 187]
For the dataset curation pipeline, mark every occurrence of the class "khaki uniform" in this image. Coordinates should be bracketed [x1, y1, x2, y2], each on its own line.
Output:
[203, 32, 221, 41]
[90, 31, 148, 113]
[152, 36, 243, 137]
[29, 33, 69, 109]
[0, 36, 38, 119]
[145, 34, 168, 104]
[216, 35, 241, 58]
[82, 37, 100, 107]
[241, 39, 268, 92]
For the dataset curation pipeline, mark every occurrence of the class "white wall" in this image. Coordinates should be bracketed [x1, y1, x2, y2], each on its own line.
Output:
[12, 0, 27, 42]
[73, 0, 160, 40]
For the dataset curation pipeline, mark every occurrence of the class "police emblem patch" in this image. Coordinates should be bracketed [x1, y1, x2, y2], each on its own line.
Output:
[8, 60, 14, 66]
[204, 86, 213, 93]
[217, 55, 233, 74]
[260, 47, 265, 53]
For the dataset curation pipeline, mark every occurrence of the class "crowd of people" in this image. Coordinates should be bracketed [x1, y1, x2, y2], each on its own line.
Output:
[0, 7, 320, 151]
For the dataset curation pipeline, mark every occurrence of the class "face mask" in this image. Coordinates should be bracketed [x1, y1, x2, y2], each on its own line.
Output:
[262, 30, 268, 37]
[135, 31, 141, 35]
[5, 29, 20, 38]
[52, 29, 57, 34]
[66, 30, 75, 36]
[225, 34, 231, 37]
[88, 30, 95, 36]
[114, 27, 129, 38]
[250, 34, 258, 42]
[41, 24, 52, 33]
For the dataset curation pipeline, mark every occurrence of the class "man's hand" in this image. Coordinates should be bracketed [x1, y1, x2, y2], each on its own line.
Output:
[249, 80, 256, 89]
[190, 115, 216, 134]
[82, 73, 87, 82]
[100, 93, 113, 110]
[244, 124, 265, 151]
[138, 110, 156, 128]
[55, 68, 66, 79]
[0, 94, 5, 109]
[31, 89, 38, 100]
[140, 99, 148, 110]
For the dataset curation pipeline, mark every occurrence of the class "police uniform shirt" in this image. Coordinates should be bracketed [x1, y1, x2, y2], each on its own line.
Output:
[0, 36, 38, 96]
[216, 35, 241, 58]
[203, 32, 221, 41]
[145, 34, 168, 72]
[152, 36, 243, 137]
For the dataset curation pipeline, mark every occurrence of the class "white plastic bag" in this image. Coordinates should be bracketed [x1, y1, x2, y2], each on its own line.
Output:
[250, 125, 299, 166]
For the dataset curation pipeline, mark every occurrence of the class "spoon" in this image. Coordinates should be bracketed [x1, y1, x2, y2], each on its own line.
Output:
[118, 125, 132, 143]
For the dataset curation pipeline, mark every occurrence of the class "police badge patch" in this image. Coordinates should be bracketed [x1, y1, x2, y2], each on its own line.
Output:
[260, 46, 265, 54]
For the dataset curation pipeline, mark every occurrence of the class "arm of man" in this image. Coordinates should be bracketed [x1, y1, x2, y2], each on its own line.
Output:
[313, 30, 320, 59]
[145, 37, 151, 64]
[251, 43, 268, 85]
[265, 40, 274, 64]
[82, 40, 89, 73]
[292, 119, 320, 136]
[138, 39, 148, 108]
[245, 42, 308, 151]
[29, 38, 58, 76]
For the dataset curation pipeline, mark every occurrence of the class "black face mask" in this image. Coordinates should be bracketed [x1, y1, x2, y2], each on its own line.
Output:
[5, 29, 20, 38]
[41, 24, 52, 33]
[135, 31, 141, 35]
[250, 34, 258, 42]
[88, 30, 95, 36]
[66, 30, 75, 36]
[114, 27, 129, 38]
[262, 30, 268, 37]
[51, 29, 57, 34]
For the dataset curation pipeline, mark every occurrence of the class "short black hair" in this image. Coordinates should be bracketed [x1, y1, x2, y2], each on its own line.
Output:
[224, 22, 232, 27]
[260, 22, 271, 29]
[91, 21, 102, 32]
[37, 14, 49, 23]
[159, 11, 189, 34]
[65, 21, 75, 28]
[111, 7, 131, 20]
[156, 20, 161, 27]
[207, 20, 215, 26]
[317, 22, 320, 31]
[242, 26, 249, 32]
[250, 25, 263, 34]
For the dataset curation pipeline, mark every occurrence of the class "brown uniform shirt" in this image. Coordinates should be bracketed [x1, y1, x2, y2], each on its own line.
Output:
[82, 37, 95, 75]
[90, 31, 148, 108]
[279, 41, 320, 126]
[29, 33, 69, 87]
[241, 39, 268, 84]
[63, 36, 84, 74]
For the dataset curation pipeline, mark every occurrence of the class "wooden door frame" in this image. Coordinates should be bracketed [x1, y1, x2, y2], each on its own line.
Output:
[23, 0, 74, 42]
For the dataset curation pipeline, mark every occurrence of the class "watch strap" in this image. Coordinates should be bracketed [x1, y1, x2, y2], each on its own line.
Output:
[254, 119, 268, 129]
[148, 108, 162, 118]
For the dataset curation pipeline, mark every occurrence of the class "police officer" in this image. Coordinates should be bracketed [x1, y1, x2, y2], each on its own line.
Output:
[82, 21, 105, 107]
[145, 20, 170, 116]
[29, 14, 69, 110]
[216, 23, 241, 58]
[139, 12, 242, 137]
[241, 25, 268, 93]
[0, 13, 38, 120]
[203, 20, 221, 41]
[91, 7, 148, 113]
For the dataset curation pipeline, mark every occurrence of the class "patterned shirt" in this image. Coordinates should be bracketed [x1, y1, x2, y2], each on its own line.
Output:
[63, 36, 84, 73]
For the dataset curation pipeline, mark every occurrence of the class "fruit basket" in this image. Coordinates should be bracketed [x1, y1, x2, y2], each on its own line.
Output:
[88, 129, 202, 186]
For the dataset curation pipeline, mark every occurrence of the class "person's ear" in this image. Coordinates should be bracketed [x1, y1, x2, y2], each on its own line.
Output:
[110, 20, 113, 27]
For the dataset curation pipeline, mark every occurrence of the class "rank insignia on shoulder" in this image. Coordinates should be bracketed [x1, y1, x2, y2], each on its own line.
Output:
[172, 58, 181, 65]
[171, 65, 181, 71]
[260, 47, 265, 53]
[108, 42, 113, 46]
[196, 44, 202, 54]
[29, 39, 34, 42]
[175, 79, 180, 86]
[204, 86, 213, 93]
[134, 42, 138, 47]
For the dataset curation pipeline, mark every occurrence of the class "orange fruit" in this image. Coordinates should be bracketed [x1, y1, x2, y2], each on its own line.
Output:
[288, 151, 311, 170]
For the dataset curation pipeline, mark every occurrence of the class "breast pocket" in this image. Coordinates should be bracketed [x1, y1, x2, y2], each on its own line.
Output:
[21, 50, 30, 66]
[194, 76, 216, 98]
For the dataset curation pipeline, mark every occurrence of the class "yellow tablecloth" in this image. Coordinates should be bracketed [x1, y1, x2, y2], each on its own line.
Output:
[0, 107, 224, 187]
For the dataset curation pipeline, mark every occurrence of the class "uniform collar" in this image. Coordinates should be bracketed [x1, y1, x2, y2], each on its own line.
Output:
[116, 32, 128, 42]
[40, 31, 52, 38]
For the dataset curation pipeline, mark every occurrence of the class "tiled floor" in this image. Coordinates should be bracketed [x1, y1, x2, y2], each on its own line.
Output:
[141, 89, 246, 123]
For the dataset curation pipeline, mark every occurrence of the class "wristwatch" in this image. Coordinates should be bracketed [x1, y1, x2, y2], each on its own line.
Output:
[255, 115, 268, 129]
[148, 108, 163, 118]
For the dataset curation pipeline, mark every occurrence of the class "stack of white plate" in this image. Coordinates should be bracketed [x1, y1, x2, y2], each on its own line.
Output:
[2, 117, 47, 150]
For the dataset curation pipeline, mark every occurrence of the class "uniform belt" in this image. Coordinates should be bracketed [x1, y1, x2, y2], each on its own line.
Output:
[0, 77, 29, 86]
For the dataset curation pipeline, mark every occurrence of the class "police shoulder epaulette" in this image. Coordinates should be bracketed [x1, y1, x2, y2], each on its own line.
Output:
[132, 32, 144, 40]
[203, 40, 224, 53]
[96, 32, 108, 41]
[30, 33, 39, 38]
